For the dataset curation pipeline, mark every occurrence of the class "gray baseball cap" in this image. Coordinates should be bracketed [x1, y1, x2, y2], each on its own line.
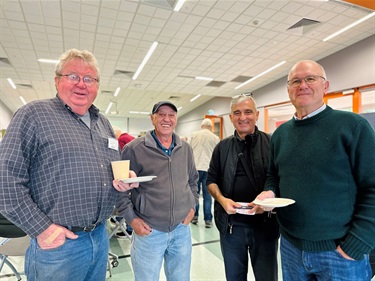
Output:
[152, 101, 178, 114]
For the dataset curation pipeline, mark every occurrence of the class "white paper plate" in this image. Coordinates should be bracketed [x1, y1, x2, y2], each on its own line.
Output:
[235, 202, 255, 215]
[120, 176, 157, 184]
[253, 198, 295, 208]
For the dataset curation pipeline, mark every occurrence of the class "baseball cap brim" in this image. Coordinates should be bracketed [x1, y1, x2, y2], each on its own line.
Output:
[152, 101, 178, 114]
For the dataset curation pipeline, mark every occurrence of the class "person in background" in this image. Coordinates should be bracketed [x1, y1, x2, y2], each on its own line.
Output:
[0, 48, 137, 281]
[111, 126, 136, 238]
[255, 60, 375, 280]
[113, 126, 136, 151]
[207, 94, 279, 281]
[189, 118, 220, 228]
[117, 101, 199, 281]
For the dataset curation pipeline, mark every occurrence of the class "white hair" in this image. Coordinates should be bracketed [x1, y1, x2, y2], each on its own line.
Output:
[201, 118, 212, 127]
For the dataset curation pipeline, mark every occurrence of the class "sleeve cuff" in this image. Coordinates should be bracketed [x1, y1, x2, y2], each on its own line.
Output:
[340, 234, 372, 260]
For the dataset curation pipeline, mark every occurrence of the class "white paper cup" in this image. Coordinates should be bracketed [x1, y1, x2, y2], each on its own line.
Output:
[111, 160, 130, 180]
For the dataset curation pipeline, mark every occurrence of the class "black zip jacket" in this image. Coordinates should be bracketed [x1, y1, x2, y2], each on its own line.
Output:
[207, 127, 276, 236]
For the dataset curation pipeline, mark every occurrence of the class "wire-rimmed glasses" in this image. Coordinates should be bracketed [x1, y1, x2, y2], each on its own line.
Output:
[287, 75, 326, 87]
[57, 73, 98, 86]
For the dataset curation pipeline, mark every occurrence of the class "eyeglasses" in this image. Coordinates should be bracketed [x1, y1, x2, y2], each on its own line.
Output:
[57, 73, 98, 86]
[232, 92, 253, 99]
[287, 75, 326, 87]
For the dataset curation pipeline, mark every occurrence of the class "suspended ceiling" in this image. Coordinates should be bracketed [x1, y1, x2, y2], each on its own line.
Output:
[0, 0, 374, 119]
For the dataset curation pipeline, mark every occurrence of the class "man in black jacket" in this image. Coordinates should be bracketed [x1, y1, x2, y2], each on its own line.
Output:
[207, 94, 279, 281]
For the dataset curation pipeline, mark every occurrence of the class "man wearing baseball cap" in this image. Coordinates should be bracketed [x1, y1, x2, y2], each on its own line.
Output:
[151, 100, 178, 114]
[117, 100, 199, 281]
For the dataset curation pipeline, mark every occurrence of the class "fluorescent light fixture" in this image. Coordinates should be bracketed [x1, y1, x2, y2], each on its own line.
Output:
[132, 41, 159, 80]
[114, 87, 121, 97]
[195, 76, 214, 81]
[19, 96, 26, 105]
[105, 101, 113, 114]
[235, 61, 286, 90]
[38, 59, 59, 64]
[190, 94, 201, 102]
[177, 107, 182, 111]
[129, 111, 150, 115]
[323, 12, 375, 42]
[174, 0, 186, 12]
[7, 78, 16, 89]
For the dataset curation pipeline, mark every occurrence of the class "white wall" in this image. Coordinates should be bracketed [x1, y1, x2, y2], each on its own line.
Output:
[176, 97, 233, 139]
[107, 116, 154, 138]
[321, 35, 375, 92]
[128, 117, 154, 137]
[254, 34, 375, 114]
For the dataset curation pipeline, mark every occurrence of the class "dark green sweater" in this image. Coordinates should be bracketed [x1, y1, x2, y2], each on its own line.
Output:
[265, 106, 375, 260]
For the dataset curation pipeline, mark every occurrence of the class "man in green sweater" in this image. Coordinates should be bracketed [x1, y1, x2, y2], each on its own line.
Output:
[255, 60, 375, 280]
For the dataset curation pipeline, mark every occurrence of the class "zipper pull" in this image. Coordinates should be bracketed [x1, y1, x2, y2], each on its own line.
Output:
[268, 211, 276, 218]
[229, 224, 233, 234]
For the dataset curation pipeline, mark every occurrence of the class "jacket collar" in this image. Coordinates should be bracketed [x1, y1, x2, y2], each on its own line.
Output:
[234, 126, 259, 144]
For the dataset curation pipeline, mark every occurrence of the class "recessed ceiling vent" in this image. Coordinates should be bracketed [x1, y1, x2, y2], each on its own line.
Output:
[17, 83, 33, 89]
[143, 0, 177, 10]
[0, 57, 12, 67]
[114, 70, 133, 78]
[286, 18, 321, 35]
[231, 75, 252, 83]
[101, 90, 113, 95]
[206, 81, 226, 87]
[168, 96, 181, 100]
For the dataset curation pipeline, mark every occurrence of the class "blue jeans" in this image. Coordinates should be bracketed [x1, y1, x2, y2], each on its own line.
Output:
[131, 223, 192, 281]
[220, 224, 279, 281]
[25, 222, 108, 281]
[194, 170, 212, 221]
[280, 236, 371, 281]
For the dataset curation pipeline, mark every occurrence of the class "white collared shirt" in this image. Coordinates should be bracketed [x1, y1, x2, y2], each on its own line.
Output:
[294, 104, 326, 120]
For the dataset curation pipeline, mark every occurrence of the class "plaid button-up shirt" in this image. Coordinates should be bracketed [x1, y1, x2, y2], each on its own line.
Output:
[0, 96, 121, 238]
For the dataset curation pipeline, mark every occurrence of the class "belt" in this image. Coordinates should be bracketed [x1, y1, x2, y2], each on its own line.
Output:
[66, 221, 103, 233]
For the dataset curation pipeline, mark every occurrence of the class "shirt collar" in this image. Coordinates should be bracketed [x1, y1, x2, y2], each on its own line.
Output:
[151, 130, 175, 156]
[294, 104, 326, 120]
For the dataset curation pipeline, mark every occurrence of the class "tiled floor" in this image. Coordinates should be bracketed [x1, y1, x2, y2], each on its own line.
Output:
[106, 218, 271, 281]
[1, 216, 375, 280]
[0, 220, 251, 281]
[2, 218, 278, 281]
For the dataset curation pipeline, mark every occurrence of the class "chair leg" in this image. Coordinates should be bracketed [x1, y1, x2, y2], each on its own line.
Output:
[0, 255, 22, 281]
[0, 255, 5, 272]
[107, 258, 112, 277]
[107, 216, 132, 240]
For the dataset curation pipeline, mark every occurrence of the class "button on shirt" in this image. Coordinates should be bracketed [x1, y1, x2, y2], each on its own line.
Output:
[0, 97, 121, 238]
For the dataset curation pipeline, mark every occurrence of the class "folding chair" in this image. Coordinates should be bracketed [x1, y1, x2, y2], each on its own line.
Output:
[0, 214, 30, 281]
[107, 216, 132, 277]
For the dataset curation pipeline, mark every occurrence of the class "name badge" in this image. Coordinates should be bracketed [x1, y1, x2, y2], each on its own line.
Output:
[108, 137, 119, 151]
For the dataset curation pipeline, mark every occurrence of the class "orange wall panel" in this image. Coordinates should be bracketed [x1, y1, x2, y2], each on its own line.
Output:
[343, 0, 375, 11]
